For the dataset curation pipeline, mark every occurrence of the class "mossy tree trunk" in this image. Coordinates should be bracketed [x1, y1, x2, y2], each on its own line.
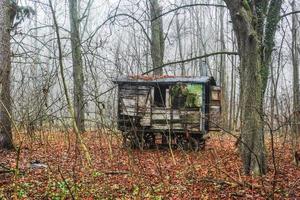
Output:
[224, 0, 282, 175]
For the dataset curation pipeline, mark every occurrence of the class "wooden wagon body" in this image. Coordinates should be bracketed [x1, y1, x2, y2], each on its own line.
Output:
[114, 76, 221, 150]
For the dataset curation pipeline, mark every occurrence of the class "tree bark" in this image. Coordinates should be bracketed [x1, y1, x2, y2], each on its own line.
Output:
[175, 9, 185, 76]
[219, 5, 228, 128]
[224, 1, 264, 175]
[69, 0, 85, 132]
[0, 0, 13, 150]
[224, 0, 283, 175]
[150, 0, 164, 76]
[291, 0, 300, 164]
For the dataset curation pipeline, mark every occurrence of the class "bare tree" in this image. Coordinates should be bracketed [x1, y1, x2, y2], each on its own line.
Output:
[219, 3, 228, 128]
[69, 0, 85, 132]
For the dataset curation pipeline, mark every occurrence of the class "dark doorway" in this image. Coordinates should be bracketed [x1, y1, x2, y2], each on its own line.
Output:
[154, 85, 168, 107]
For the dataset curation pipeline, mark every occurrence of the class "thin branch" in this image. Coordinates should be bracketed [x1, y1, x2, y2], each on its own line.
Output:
[57, 166, 75, 200]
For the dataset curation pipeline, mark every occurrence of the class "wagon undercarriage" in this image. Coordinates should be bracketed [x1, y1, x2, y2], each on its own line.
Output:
[122, 129, 206, 151]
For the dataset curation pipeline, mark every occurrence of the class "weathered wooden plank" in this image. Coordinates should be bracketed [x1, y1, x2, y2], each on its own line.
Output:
[140, 115, 151, 126]
[120, 89, 149, 96]
[151, 124, 169, 129]
[151, 124, 200, 131]
[211, 88, 221, 101]
[122, 98, 136, 107]
[138, 95, 150, 107]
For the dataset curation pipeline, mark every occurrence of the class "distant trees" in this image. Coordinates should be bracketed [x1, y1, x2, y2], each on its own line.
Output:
[224, 0, 283, 175]
[0, 0, 14, 150]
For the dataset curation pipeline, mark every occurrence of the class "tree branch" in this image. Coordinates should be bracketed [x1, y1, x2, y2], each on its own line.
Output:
[86, 13, 152, 45]
[143, 51, 239, 75]
[152, 3, 226, 22]
[280, 10, 300, 19]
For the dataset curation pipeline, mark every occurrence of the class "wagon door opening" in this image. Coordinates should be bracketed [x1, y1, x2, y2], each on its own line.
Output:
[153, 84, 168, 107]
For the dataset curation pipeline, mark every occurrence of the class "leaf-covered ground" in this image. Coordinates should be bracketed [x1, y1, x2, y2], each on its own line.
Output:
[0, 131, 299, 199]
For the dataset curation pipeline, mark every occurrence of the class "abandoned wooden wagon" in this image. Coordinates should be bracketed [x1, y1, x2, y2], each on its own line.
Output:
[113, 76, 221, 150]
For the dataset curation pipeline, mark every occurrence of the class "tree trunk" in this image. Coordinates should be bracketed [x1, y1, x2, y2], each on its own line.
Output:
[69, 0, 85, 132]
[175, 11, 185, 76]
[225, 1, 266, 175]
[219, 5, 228, 129]
[292, 0, 300, 164]
[0, 0, 13, 150]
[224, 0, 283, 176]
[150, 0, 164, 76]
[229, 29, 236, 131]
[239, 30, 266, 175]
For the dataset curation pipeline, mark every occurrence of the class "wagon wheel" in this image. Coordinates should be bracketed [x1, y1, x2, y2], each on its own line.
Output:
[177, 135, 202, 151]
[122, 131, 141, 149]
[188, 137, 206, 151]
[176, 134, 189, 151]
[198, 139, 206, 150]
[143, 132, 155, 149]
[188, 137, 200, 152]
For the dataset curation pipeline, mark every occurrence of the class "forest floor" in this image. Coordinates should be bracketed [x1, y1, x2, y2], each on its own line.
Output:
[0, 131, 299, 199]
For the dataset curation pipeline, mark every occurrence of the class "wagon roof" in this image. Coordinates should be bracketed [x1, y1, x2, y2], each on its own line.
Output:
[113, 75, 216, 85]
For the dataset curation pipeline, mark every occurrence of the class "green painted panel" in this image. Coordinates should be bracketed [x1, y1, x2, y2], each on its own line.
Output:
[170, 83, 203, 108]
[186, 84, 202, 107]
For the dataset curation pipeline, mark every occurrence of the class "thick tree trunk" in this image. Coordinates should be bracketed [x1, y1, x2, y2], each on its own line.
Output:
[0, 0, 13, 150]
[150, 0, 164, 76]
[239, 37, 266, 175]
[225, 2, 266, 175]
[224, 0, 283, 176]
[69, 0, 85, 132]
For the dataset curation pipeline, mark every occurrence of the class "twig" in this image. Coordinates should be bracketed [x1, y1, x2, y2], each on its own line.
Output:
[0, 164, 25, 175]
[200, 177, 236, 187]
[0, 163, 11, 171]
[102, 170, 131, 175]
[0, 170, 12, 174]
[57, 166, 75, 200]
